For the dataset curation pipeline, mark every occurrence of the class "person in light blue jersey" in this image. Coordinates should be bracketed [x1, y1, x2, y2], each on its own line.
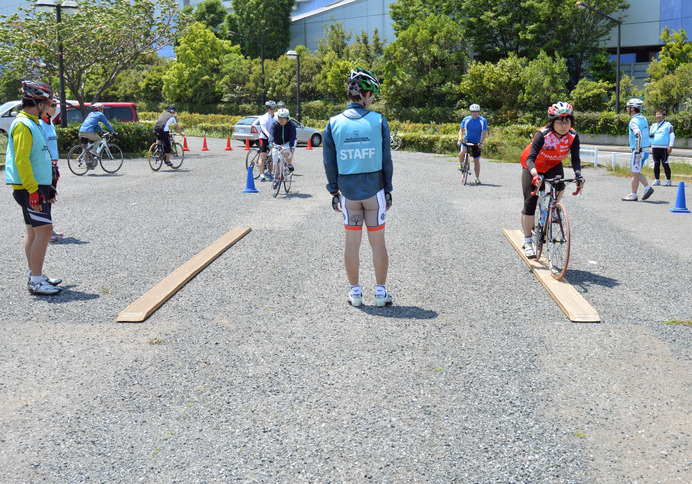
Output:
[323, 67, 393, 308]
[458, 104, 488, 184]
[649, 109, 675, 186]
[622, 98, 654, 201]
[78, 103, 115, 161]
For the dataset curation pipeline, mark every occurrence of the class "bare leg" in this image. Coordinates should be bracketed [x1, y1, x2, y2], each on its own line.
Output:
[366, 228, 388, 285]
[344, 229, 363, 285]
[521, 214, 534, 239]
[27, 224, 53, 277]
[474, 158, 481, 178]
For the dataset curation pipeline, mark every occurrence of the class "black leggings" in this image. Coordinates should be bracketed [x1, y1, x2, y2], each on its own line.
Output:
[652, 147, 672, 180]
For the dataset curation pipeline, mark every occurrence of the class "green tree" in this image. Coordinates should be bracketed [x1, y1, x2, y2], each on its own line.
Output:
[588, 48, 617, 84]
[645, 64, 692, 113]
[382, 14, 466, 107]
[646, 28, 691, 82]
[193, 0, 227, 33]
[316, 20, 352, 60]
[228, 0, 295, 59]
[569, 78, 613, 112]
[0, 0, 187, 115]
[389, 0, 465, 35]
[163, 22, 233, 105]
[458, 54, 526, 112]
[140, 63, 171, 103]
[519, 51, 569, 112]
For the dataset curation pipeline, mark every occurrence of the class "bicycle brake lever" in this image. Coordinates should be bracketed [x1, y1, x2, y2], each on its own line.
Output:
[572, 180, 584, 196]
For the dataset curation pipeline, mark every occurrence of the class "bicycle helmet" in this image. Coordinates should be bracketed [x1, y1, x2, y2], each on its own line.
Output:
[21, 80, 53, 102]
[277, 101, 286, 108]
[548, 102, 573, 119]
[166, 105, 176, 113]
[469, 104, 481, 112]
[92, 103, 104, 111]
[626, 98, 644, 109]
[276, 108, 290, 118]
[347, 67, 380, 96]
[265, 100, 276, 109]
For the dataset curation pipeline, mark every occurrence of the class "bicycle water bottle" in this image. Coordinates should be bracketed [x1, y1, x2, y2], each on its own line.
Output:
[539, 198, 547, 226]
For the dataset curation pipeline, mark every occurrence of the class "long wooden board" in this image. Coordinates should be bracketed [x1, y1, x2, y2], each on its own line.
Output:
[503, 229, 600, 322]
[117, 227, 251, 323]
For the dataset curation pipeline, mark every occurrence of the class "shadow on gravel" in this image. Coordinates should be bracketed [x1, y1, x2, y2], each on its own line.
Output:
[567, 269, 620, 293]
[41, 286, 100, 303]
[641, 200, 669, 205]
[355, 305, 438, 319]
[50, 236, 89, 245]
[285, 193, 312, 199]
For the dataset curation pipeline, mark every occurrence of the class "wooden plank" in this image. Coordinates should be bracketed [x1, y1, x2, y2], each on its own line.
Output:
[117, 227, 251, 323]
[503, 229, 600, 323]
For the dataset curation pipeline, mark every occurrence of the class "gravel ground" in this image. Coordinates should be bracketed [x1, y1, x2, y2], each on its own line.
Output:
[1, 136, 691, 482]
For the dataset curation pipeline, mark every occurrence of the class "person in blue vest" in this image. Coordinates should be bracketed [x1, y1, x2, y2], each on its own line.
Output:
[39, 98, 64, 242]
[458, 104, 488, 184]
[622, 98, 654, 201]
[649, 109, 675, 186]
[5, 80, 62, 295]
[323, 67, 393, 308]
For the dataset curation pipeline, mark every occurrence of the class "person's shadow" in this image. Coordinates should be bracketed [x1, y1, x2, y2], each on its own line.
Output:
[40, 285, 100, 303]
[50, 236, 89, 245]
[566, 269, 619, 294]
[354, 305, 438, 319]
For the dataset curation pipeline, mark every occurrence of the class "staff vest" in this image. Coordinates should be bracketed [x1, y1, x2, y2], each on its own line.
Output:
[650, 121, 673, 147]
[520, 128, 576, 172]
[629, 114, 651, 150]
[5, 114, 51, 186]
[329, 109, 383, 175]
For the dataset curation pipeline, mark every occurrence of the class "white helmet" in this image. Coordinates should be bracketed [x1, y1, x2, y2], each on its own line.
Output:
[469, 103, 481, 112]
[276, 108, 290, 118]
[626, 98, 643, 109]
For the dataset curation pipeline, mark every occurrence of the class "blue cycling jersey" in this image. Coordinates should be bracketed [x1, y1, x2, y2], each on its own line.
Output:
[460, 115, 488, 144]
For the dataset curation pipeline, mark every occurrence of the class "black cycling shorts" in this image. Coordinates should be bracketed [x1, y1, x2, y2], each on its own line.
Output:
[462, 143, 482, 159]
[12, 185, 53, 227]
[259, 137, 270, 153]
[521, 164, 564, 216]
[154, 128, 172, 154]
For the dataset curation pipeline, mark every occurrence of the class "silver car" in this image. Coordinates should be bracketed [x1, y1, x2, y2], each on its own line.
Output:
[233, 116, 323, 147]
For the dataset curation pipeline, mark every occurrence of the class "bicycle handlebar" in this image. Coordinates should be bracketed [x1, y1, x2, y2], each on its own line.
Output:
[530, 176, 584, 197]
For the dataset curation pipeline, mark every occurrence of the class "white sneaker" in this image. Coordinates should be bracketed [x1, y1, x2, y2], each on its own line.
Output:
[652, 179, 661, 186]
[523, 243, 536, 259]
[642, 186, 654, 200]
[347, 292, 362, 307]
[28, 274, 62, 287]
[666, 180, 672, 186]
[374, 292, 393, 307]
[28, 279, 61, 295]
[622, 193, 638, 201]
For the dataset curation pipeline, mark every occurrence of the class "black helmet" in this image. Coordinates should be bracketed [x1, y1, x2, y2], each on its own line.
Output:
[166, 105, 176, 113]
[21, 80, 53, 102]
[347, 68, 380, 97]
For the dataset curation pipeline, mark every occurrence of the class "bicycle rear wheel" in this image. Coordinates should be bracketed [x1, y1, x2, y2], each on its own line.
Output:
[546, 203, 570, 280]
[391, 134, 402, 151]
[169, 142, 184, 169]
[284, 171, 292, 193]
[148, 143, 162, 171]
[67, 145, 89, 176]
[246, 149, 261, 179]
[100, 144, 123, 173]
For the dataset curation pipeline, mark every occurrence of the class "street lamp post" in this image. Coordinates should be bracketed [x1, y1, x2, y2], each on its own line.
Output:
[36, 0, 79, 128]
[576, 1, 622, 113]
[286, 50, 301, 123]
[228, 30, 265, 105]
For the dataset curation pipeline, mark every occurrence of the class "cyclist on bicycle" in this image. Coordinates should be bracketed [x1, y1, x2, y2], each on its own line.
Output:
[154, 105, 185, 167]
[458, 104, 488, 184]
[78, 103, 115, 161]
[258, 100, 276, 181]
[268, 107, 297, 189]
[519, 102, 584, 259]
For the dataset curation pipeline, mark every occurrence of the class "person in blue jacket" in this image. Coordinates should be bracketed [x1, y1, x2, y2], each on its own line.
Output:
[622, 98, 654, 201]
[78, 103, 115, 161]
[5, 81, 62, 295]
[323, 68, 393, 308]
[649, 109, 675, 186]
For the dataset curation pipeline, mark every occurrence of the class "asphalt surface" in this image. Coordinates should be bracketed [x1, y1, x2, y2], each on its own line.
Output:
[1, 137, 691, 482]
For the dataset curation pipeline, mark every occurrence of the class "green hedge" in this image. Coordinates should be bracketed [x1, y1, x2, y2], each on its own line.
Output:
[56, 121, 155, 156]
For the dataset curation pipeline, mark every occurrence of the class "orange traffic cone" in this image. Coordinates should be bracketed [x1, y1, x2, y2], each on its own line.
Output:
[244, 138, 250, 151]
[201, 137, 209, 151]
[306, 136, 313, 150]
[183, 137, 190, 151]
[225, 136, 233, 151]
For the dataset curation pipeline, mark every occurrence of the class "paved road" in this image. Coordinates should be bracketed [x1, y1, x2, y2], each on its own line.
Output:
[1, 138, 691, 482]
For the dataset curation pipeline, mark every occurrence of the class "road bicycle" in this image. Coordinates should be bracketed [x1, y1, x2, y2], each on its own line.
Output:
[148, 133, 184, 171]
[272, 145, 293, 198]
[245, 145, 274, 179]
[67, 132, 123, 176]
[390, 132, 402, 151]
[530, 175, 583, 280]
[459, 142, 479, 186]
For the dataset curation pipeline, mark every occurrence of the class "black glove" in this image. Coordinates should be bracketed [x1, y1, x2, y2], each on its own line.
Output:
[331, 192, 341, 211]
[385, 192, 392, 209]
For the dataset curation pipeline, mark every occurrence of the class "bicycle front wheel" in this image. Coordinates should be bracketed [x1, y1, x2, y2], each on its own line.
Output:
[100, 144, 123, 173]
[273, 165, 282, 198]
[169, 142, 184, 169]
[546, 203, 571, 280]
[148, 143, 162, 171]
[461, 153, 470, 186]
[246, 149, 261, 179]
[67, 145, 89, 176]
[532, 223, 545, 261]
[284, 171, 292, 193]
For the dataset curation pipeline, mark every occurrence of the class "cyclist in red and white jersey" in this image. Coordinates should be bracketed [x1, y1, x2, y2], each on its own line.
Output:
[519, 102, 584, 259]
